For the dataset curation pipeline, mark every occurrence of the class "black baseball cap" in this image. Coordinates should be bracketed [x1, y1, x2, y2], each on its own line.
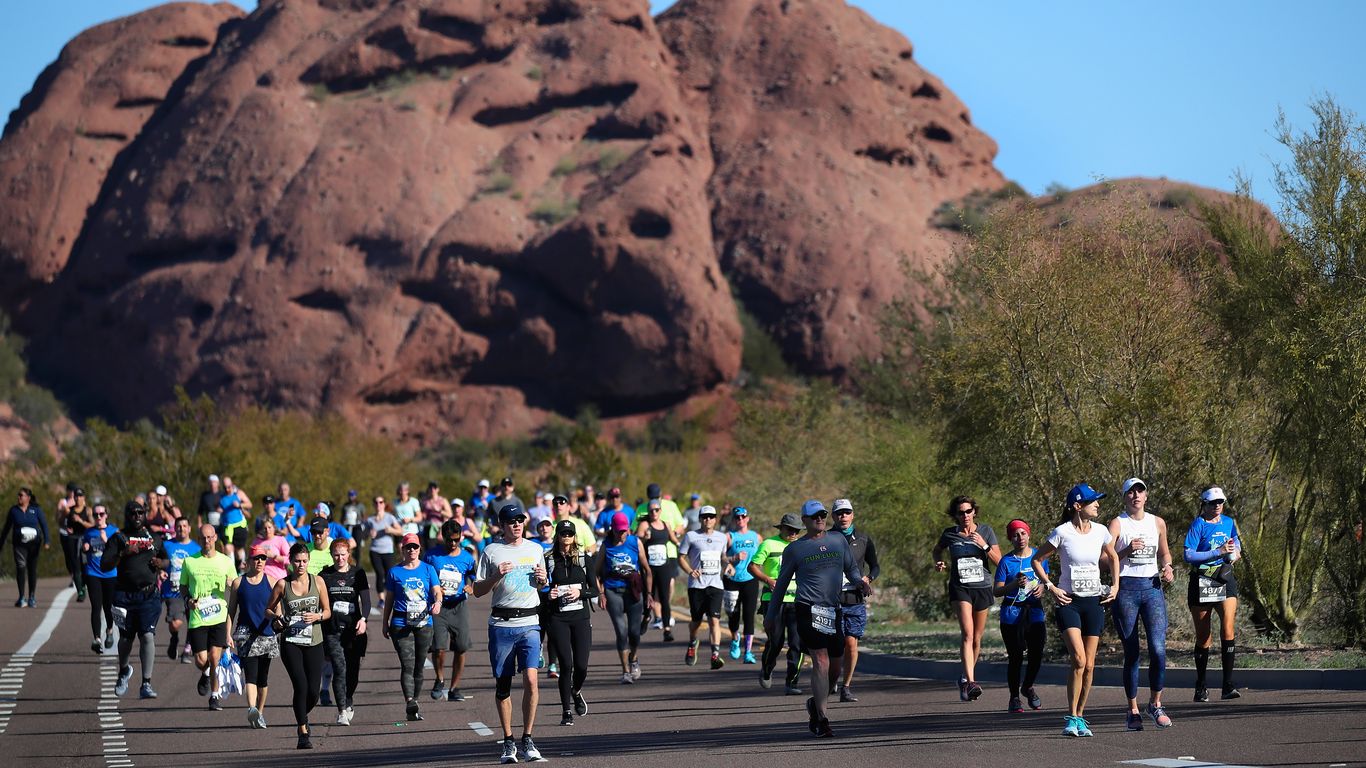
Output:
[647, 483, 661, 499]
[499, 504, 526, 522]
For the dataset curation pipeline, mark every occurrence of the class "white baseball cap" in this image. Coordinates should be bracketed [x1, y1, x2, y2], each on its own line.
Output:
[477, 479, 491, 488]
[154, 485, 168, 496]
[1121, 478, 1146, 494]
[208, 474, 220, 482]
[832, 498, 853, 512]
[1200, 487, 1227, 502]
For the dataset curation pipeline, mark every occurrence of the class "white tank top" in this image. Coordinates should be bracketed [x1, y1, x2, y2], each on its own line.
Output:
[1115, 512, 1160, 578]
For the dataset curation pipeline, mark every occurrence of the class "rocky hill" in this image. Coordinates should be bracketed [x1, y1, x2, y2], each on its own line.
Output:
[0, 0, 1008, 443]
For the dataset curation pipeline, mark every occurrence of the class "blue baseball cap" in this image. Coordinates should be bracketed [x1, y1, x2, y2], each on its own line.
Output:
[499, 504, 526, 522]
[1066, 483, 1106, 506]
[801, 499, 828, 517]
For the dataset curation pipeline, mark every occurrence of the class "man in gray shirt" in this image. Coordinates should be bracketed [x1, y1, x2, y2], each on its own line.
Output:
[678, 506, 732, 669]
[767, 499, 867, 738]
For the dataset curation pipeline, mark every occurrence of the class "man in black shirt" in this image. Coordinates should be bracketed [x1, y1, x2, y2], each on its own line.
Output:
[101, 501, 168, 699]
[197, 474, 222, 533]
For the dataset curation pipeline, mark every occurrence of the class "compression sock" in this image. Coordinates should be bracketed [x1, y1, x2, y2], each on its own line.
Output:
[139, 632, 156, 679]
[1220, 639, 1236, 689]
[1194, 647, 1210, 689]
[744, 634, 754, 653]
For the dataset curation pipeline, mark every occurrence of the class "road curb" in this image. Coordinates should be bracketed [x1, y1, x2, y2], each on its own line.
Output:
[854, 648, 1366, 691]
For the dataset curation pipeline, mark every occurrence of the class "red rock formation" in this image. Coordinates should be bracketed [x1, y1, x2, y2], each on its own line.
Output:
[0, 2, 244, 307]
[658, 0, 1005, 376]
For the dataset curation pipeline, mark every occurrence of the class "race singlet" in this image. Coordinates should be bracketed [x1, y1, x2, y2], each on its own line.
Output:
[1069, 563, 1101, 596]
[699, 550, 722, 576]
[811, 605, 837, 635]
[647, 544, 668, 567]
[955, 557, 986, 584]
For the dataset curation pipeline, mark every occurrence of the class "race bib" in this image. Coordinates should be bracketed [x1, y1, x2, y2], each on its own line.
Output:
[955, 557, 986, 584]
[440, 574, 461, 595]
[1197, 574, 1227, 604]
[811, 605, 837, 636]
[285, 620, 313, 645]
[112, 605, 129, 631]
[699, 550, 721, 576]
[1129, 544, 1157, 565]
[1069, 563, 1101, 596]
[333, 600, 353, 616]
[207, 511, 221, 527]
[647, 544, 668, 566]
[557, 584, 586, 612]
[405, 587, 427, 624]
[19, 526, 38, 544]
[197, 596, 224, 620]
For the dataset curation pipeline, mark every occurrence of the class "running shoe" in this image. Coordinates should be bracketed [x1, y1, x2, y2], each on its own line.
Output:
[1062, 716, 1081, 737]
[743, 651, 757, 665]
[814, 718, 835, 738]
[209, 695, 223, 711]
[197, 671, 211, 697]
[619, 672, 634, 684]
[1024, 686, 1043, 710]
[650, 618, 663, 630]
[1076, 718, 1093, 737]
[1145, 702, 1172, 728]
[258, 711, 269, 729]
[640, 615, 652, 635]
[1194, 687, 1209, 702]
[180, 644, 192, 664]
[1221, 686, 1241, 700]
[760, 672, 773, 689]
[77, 589, 86, 603]
[958, 677, 969, 702]
[730, 639, 742, 659]
[114, 665, 133, 697]
[1125, 712, 1144, 731]
[537, 654, 545, 670]
[805, 697, 819, 734]
[406, 699, 423, 721]
[448, 687, 465, 702]
[559, 711, 574, 726]
[573, 689, 588, 716]
[343, 706, 354, 724]
[1008, 696, 1023, 713]
[139, 682, 157, 699]
[91, 638, 103, 655]
[785, 683, 803, 695]
[547, 663, 559, 680]
[711, 653, 725, 670]
[663, 628, 674, 642]
[247, 707, 261, 729]
[297, 731, 312, 750]
[685, 643, 698, 666]
[520, 735, 545, 762]
[104, 632, 115, 650]
[966, 682, 983, 701]
[630, 660, 641, 680]
[840, 685, 859, 703]
[320, 689, 332, 707]
[431, 680, 447, 700]
[26, 598, 36, 608]
[166, 640, 178, 660]
[501, 737, 519, 764]
[336, 708, 351, 725]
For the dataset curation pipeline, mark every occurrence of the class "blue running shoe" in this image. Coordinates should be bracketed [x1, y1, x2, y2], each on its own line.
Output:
[1062, 716, 1080, 737]
[1146, 703, 1173, 728]
[1077, 718, 1094, 737]
[730, 639, 742, 660]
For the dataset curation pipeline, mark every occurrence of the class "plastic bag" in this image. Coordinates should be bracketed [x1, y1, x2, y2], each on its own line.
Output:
[217, 651, 244, 697]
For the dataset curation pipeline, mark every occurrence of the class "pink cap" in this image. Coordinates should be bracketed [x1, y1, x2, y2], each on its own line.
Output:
[611, 512, 631, 531]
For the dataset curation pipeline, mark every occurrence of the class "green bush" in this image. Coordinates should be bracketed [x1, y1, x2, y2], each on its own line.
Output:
[529, 197, 579, 225]
[551, 155, 578, 177]
[482, 172, 514, 195]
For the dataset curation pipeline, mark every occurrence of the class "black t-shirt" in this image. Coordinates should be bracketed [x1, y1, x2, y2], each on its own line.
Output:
[199, 491, 219, 519]
[319, 565, 370, 634]
[938, 525, 998, 589]
[104, 527, 167, 592]
[543, 550, 596, 623]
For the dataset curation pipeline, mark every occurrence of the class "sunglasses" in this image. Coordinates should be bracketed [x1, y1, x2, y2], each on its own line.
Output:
[402, 543, 421, 550]
[553, 499, 569, 505]
[375, 500, 385, 505]
[505, 517, 527, 525]
[1203, 499, 1225, 506]
[807, 512, 828, 520]
[252, 555, 268, 561]
[955, 508, 976, 515]
[557, 531, 575, 537]
[699, 514, 717, 520]
[833, 510, 853, 515]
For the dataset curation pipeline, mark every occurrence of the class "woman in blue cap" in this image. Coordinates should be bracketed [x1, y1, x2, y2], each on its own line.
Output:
[1032, 483, 1120, 737]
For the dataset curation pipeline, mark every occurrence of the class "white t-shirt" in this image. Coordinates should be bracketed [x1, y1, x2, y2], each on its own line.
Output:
[393, 497, 421, 535]
[680, 530, 728, 590]
[1115, 512, 1160, 578]
[1047, 521, 1112, 597]
[476, 539, 544, 628]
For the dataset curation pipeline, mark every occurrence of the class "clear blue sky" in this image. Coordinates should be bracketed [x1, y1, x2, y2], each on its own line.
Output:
[3, 1, 1363, 209]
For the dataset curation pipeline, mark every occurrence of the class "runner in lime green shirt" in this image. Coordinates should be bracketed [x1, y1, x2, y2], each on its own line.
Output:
[751, 514, 803, 692]
[182, 525, 237, 708]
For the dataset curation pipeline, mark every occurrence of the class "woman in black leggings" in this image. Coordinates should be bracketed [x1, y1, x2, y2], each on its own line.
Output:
[228, 545, 278, 729]
[992, 519, 1048, 712]
[268, 542, 330, 749]
[82, 504, 118, 652]
[3, 488, 49, 607]
[545, 520, 598, 725]
[636, 501, 680, 641]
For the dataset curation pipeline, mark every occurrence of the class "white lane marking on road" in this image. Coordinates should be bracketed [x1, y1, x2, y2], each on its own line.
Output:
[469, 721, 494, 736]
[0, 586, 75, 735]
[1120, 754, 1256, 759]
[97, 657, 134, 767]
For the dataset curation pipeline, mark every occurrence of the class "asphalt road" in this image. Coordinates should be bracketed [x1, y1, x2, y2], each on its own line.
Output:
[2, 577, 1363, 768]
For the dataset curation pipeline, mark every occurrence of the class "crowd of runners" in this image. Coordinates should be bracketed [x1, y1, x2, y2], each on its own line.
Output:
[2, 473, 1246, 758]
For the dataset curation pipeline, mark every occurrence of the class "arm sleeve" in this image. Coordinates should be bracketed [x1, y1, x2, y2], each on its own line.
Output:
[357, 569, 372, 615]
[864, 536, 880, 581]
[1185, 547, 1222, 564]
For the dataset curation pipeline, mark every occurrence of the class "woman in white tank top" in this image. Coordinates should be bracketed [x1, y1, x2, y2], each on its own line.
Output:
[1108, 478, 1175, 730]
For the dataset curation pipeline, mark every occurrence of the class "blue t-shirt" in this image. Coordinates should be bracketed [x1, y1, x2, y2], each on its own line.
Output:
[162, 540, 203, 598]
[727, 530, 762, 583]
[301, 522, 353, 543]
[538, 539, 554, 552]
[385, 562, 441, 627]
[601, 535, 641, 590]
[994, 551, 1049, 624]
[220, 493, 246, 527]
[1184, 515, 1239, 568]
[273, 499, 307, 541]
[425, 551, 476, 607]
[595, 508, 637, 534]
[83, 526, 120, 579]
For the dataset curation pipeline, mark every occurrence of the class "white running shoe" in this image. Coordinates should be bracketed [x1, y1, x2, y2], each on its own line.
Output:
[520, 735, 546, 762]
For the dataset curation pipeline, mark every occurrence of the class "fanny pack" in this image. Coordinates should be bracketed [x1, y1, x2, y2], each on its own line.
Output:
[840, 589, 865, 606]
[490, 606, 540, 621]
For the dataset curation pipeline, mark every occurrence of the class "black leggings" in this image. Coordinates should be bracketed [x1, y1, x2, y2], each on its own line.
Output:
[546, 618, 591, 711]
[650, 562, 675, 616]
[242, 654, 273, 687]
[727, 579, 761, 636]
[280, 641, 324, 726]
[1001, 620, 1046, 698]
[12, 543, 41, 600]
[61, 537, 85, 593]
[761, 601, 804, 686]
[88, 576, 116, 637]
[370, 551, 395, 596]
